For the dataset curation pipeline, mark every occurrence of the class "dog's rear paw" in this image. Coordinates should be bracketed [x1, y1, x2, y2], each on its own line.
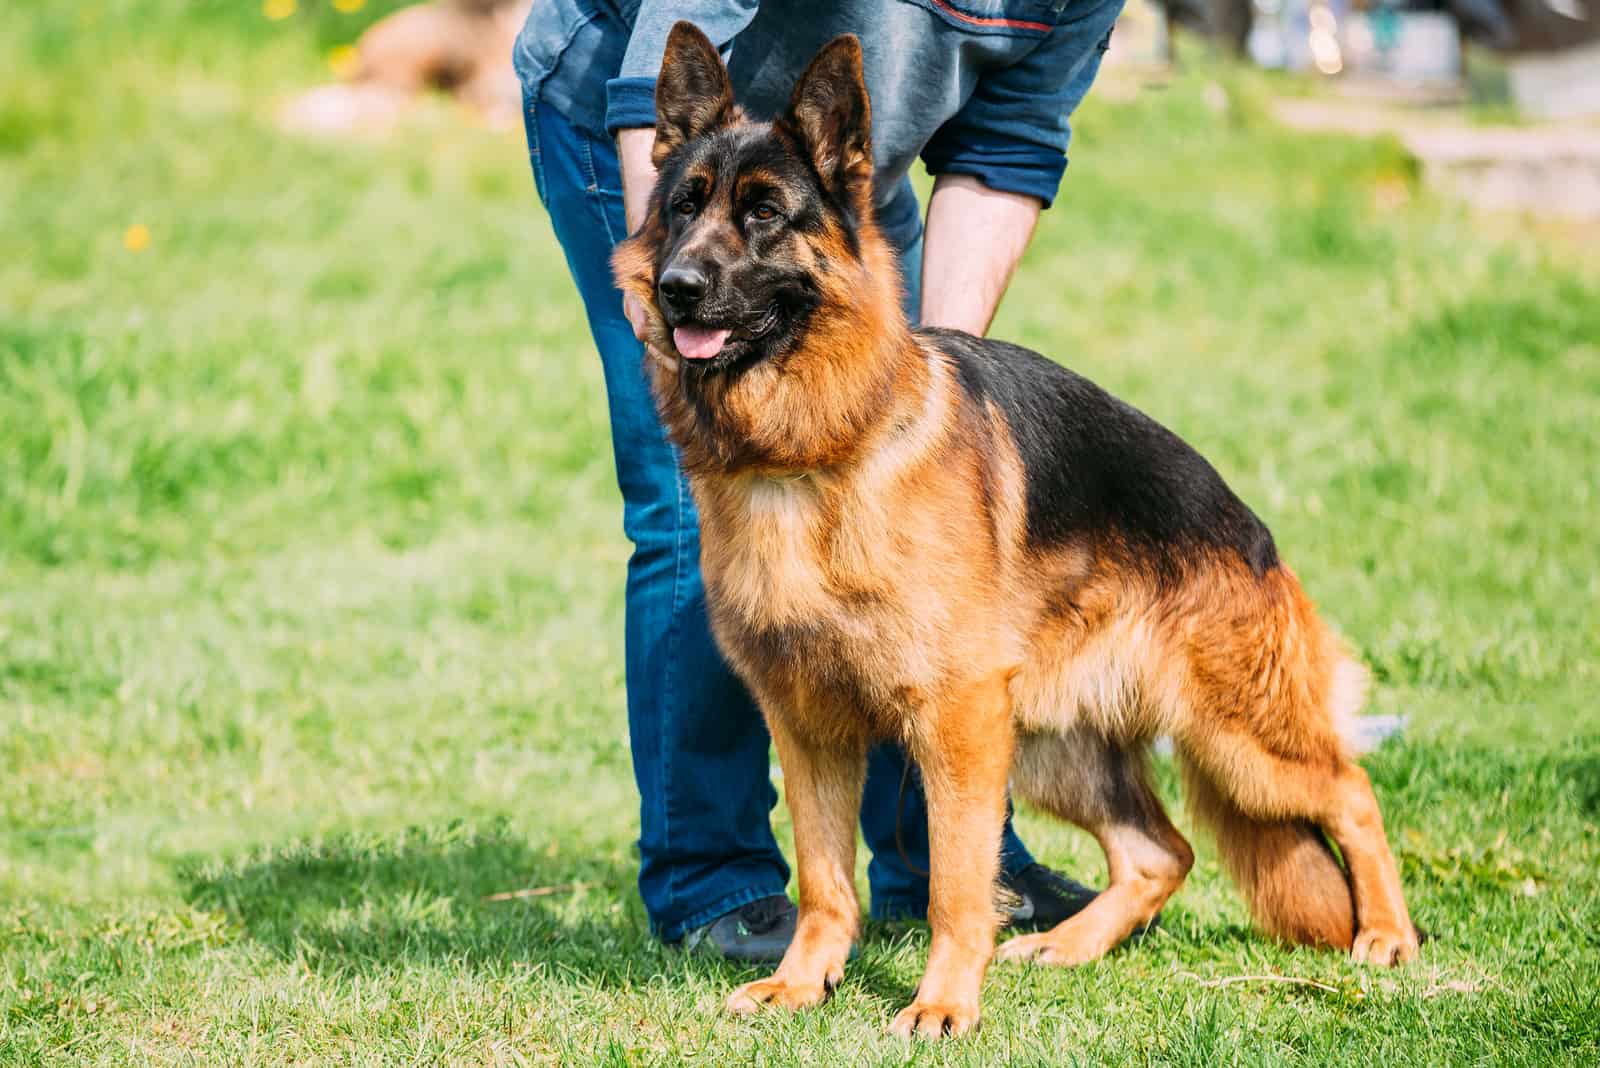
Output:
[1351, 924, 1419, 966]
[995, 930, 1103, 967]
[887, 998, 980, 1040]
[725, 972, 837, 1015]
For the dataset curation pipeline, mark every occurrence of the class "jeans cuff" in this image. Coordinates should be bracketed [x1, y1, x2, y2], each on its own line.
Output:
[1000, 849, 1037, 881]
[658, 882, 789, 944]
[869, 893, 929, 923]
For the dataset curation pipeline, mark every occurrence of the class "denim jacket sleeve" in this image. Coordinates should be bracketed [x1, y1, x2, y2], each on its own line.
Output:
[920, 0, 1124, 208]
[605, 1, 761, 136]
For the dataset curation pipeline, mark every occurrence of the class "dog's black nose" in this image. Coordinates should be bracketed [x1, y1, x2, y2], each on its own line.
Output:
[658, 265, 708, 312]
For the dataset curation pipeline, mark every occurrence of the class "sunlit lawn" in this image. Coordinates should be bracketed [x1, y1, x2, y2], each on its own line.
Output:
[3, 3, 1598, 1064]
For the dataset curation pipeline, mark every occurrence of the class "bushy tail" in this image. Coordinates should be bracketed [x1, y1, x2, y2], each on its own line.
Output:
[1179, 756, 1355, 950]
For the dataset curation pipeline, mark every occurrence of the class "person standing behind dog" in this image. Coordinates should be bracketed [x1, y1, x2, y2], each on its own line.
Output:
[513, 0, 1126, 960]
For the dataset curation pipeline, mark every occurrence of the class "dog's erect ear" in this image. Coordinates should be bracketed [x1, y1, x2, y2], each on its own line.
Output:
[785, 35, 872, 209]
[653, 22, 735, 167]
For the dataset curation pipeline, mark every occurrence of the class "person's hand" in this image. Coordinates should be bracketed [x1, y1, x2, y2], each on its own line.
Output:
[624, 290, 652, 344]
[625, 291, 677, 366]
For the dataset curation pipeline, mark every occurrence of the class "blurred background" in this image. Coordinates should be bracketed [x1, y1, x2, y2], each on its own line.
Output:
[3, 1, 1597, 1062]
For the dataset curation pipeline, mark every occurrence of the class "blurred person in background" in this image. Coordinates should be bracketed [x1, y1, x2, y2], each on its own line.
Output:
[513, 0, 1125, 961]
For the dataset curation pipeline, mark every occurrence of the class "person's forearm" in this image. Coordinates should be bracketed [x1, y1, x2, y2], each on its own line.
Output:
[618, 127, 658, 233]
[918, 175, 1041, 336]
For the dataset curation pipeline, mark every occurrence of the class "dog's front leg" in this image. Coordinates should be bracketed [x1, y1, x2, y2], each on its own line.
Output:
[726, 707, 864, 1015]
[889, 672, 1015, 1040]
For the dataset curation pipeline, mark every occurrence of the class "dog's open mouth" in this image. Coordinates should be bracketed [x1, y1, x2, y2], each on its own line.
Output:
[672, 308, 781, 362]
[672, 324, 730, 361]
[668, 322, 732, 361]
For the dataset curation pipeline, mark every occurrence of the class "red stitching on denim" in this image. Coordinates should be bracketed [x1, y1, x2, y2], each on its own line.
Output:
[925, 0, 1051, 32]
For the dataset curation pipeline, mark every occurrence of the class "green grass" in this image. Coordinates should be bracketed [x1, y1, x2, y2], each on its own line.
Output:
[3, 3, 1599, 1064]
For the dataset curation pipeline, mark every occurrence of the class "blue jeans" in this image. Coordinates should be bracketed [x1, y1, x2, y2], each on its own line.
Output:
[523, 97, 1036, 940]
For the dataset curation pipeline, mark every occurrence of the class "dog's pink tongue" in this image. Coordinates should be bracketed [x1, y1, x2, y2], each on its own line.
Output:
[673, 325, 731, 361]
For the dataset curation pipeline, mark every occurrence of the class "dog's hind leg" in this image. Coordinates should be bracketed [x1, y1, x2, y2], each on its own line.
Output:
[997, 728, 1193, 966]
[726, 704, 865, 1015]
[1320, 762, 1414, 964]
[1179, 729, 1417, 965]
[1333, 777, 1414, 962]
[1167, 564, 1415, 964]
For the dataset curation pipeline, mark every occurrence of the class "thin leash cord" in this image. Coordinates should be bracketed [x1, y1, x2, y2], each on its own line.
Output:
[894, 758, 930, 879]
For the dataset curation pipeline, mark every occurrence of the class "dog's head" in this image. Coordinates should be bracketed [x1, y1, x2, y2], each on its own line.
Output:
[613, 22, 881, 376]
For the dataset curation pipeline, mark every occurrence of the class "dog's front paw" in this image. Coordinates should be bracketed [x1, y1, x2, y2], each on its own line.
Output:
[887, 998, 980, 1040]
[1352, 924, 1419, 967]
[725, 971, 839, 1015]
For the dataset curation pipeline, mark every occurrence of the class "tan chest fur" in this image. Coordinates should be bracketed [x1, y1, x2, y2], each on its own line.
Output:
[687, 368, 1054, 744]
[696, 471, 951, 732]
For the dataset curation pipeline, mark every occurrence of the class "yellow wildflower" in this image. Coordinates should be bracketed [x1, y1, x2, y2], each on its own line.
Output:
[328, 45, 361, 79]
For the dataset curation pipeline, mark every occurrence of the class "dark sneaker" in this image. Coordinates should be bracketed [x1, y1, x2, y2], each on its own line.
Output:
[1000, 863, 1099, 932]
[680, 894, 798, 963]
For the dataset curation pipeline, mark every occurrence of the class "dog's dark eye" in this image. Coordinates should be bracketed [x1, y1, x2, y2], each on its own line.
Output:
[749, 203, 779, 223]
[673, 197, 696, 217]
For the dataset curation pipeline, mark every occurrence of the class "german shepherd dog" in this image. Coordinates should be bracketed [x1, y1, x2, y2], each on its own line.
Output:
[613, 23, 1418, 1039]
